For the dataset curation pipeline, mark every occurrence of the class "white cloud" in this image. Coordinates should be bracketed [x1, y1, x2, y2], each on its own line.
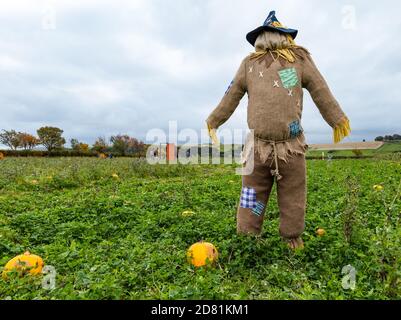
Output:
[63, 82, 126, 106]
[0, 55, 24, 70]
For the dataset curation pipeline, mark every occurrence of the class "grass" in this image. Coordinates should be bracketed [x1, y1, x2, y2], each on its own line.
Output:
[306, 141, 401, 158]
[375, 141, 401, 153]
[0, 157, 400, 300]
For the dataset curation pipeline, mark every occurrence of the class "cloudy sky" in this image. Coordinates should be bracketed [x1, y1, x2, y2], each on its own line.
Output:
[0, 0, 400, 146]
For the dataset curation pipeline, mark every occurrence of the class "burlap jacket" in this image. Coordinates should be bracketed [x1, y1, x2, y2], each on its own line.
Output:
[206, 48, 348, 162]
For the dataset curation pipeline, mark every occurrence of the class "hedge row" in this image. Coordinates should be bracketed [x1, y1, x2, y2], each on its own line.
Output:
[0, 149, 146, 158]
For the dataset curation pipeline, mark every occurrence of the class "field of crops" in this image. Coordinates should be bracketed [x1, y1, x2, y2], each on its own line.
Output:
[0, 157, 400, 300]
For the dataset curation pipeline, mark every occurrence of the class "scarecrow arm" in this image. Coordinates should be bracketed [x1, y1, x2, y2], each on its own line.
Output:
[206, 58, 247, 144]
[302, 53, 351, 143]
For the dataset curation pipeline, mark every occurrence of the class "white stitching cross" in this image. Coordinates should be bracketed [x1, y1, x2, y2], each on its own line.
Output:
[273, 80, 280, 88]
[259, 71, 264, 78]
[288, 89, 293, 96]
[249, 66, 253, 73]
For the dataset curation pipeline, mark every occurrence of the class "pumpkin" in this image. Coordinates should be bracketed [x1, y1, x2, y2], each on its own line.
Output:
[182, 210, 195, 217]
[187, 241, 218, 267]
[373, 185, 384, 191]
[2, 251, 44, 279]
[0, 152, 4, 160]
[316, 228, 326, 237]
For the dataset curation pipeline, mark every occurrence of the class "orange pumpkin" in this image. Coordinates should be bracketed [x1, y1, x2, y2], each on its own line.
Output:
[187, 241, 218, 267]
[316, 228, 326, 237]
[2, 251, 44, 279]
[0, 152, 4, 160]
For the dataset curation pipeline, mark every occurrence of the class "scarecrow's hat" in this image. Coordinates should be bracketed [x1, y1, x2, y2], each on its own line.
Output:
[246, 11, 298, 46]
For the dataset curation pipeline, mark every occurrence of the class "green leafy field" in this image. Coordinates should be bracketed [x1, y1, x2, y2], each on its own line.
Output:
[0, 157, 400, 300]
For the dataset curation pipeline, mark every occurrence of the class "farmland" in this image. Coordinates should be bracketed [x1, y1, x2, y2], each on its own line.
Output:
[306, 141, 401, 158]
[0, 156, 400, 300]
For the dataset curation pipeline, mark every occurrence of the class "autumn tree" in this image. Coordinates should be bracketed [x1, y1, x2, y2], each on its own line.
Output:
[37, 126, 66, 152]
[110, 134, 145, 156]
[110, 135, 130, 155]
[18, 133, 39, 150]
[92, 137, 109, 154]
[70, 138, 79, 150]
[0, 130, 20, 150]
[79, 143, 89, 152]
[70, 138, 89, 153]
[127, 137, 145, 154]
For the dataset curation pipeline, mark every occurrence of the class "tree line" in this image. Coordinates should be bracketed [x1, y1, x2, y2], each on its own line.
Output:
[0, 127, 146, 156]
[375, 134, 401, 142]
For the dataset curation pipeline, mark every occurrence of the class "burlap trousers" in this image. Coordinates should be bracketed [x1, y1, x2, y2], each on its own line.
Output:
[237, 152, 306, 239]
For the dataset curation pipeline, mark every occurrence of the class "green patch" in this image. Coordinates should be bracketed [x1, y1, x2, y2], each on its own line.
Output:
[278, 68, 299, 89]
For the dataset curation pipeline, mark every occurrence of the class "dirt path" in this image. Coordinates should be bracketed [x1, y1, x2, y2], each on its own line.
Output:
[309, 141, 384, 150]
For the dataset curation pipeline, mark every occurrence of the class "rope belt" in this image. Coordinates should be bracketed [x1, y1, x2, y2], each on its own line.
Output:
[255, 136, 294, 181]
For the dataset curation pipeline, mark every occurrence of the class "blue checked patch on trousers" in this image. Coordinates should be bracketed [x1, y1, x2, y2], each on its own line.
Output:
[240, 187, 257, 208]
[252, 201, 265, 217]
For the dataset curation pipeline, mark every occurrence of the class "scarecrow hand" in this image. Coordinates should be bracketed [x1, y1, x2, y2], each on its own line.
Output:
[206, 122, 220, 146]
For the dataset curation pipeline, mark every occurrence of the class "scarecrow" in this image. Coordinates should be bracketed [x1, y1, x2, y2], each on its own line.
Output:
[206, 11, 351, 249]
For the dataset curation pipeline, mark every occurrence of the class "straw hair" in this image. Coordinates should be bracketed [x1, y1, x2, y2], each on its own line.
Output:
[251, 30, 298, 63]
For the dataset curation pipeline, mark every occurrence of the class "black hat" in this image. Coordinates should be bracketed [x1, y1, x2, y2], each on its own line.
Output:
[246, 11, 298, 46]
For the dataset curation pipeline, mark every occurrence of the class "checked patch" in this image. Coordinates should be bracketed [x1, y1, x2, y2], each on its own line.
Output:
[252, 201, 265, 217]
[278, 68, 299, 89]
[289, 120, 303, 138]
[240, 187, 257, 208]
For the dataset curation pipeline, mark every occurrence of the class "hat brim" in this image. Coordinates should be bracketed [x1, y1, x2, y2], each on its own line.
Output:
[246, 26, 298, 46]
